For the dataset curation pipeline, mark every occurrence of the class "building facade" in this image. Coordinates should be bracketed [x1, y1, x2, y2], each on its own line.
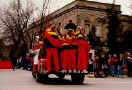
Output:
[28, 0, 132, 50]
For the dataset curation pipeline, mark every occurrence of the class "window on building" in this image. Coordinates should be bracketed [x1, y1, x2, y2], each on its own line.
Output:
[84, 24, 90, 35]
[84, 20, 91, 35]
[95, 26, 102, 37]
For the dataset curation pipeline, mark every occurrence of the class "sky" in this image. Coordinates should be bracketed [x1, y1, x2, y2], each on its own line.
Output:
[33, 0, 132, 15]
[0, 0, 132, 15]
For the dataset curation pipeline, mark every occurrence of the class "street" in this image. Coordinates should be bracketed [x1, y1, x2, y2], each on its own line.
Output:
[0, 69, 132, 90]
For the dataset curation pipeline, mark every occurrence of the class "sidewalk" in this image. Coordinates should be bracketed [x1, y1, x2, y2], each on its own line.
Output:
[85, 73, 128, 78]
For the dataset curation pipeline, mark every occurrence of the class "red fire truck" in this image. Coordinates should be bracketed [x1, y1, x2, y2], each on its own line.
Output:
[31, 28, 90, 84]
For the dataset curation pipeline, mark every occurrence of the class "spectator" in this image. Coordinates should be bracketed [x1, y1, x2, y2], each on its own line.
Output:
[99, 52, 108, 77]
[16, 56, 22, 69]
[108, 54, 118, 77]
[127, 52, 132, 77]
[108, 54, 113, 76]
[25, 53, 32, 71]
[117, 53, 125, 77]
[93, 55, 99, 77]
[9, 47, 18, 71]
[88, 53, 93, 73]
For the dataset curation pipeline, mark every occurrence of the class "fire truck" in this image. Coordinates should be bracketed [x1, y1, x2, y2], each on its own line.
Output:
[31, 28, 90, 84]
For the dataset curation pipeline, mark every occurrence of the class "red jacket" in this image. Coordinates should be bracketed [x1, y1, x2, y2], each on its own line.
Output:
[44, 31, 63, 48]
[33, 41, 44, 51]
[78, 40, 91, 52]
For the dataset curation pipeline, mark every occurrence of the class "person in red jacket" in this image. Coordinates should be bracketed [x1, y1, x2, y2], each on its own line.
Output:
[32, 36, 44, 72]
[108, 54, 118, 77]
[77, 34, 91, 73]
[60, 29, 77, 73]
[43, 26, 63, 72]
[58, 30, 68, 73]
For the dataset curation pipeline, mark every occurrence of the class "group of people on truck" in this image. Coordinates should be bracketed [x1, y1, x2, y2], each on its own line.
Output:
[31, 20, 91, 73]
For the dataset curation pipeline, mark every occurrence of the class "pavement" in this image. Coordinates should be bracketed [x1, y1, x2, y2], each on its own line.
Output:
[0, 69, 132, 90]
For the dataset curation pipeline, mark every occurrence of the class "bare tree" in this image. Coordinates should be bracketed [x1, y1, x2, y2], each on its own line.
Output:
[39, 0, 50, 39]
[0, 0, 35, 51]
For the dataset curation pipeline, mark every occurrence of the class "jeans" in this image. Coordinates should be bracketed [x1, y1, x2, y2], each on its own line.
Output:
[109, 65, 115, 76]
[93, 63, 97, 72]
[117, 65, 123, 75]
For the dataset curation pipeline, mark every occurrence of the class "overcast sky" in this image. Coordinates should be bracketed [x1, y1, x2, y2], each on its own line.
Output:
[0, 0, 132, 15]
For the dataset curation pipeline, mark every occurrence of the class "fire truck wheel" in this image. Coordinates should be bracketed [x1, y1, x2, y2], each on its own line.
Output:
[71, 74, 84, 84]
[32, 72, 36, 78]
[36, 73, 43, 82]
[43, 74, 48, 81]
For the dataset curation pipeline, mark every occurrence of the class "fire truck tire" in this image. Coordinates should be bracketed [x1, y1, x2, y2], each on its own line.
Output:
[71, 74, 84, 84]
[43, 74, 48, 81]
[32, 72, 36, 78]
[36, 73, 43, 82]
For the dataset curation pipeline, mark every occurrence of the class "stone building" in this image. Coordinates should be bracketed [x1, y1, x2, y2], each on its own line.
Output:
[28, 0, 132, 50]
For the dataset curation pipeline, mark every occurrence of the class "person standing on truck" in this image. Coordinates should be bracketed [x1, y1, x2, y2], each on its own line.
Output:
[67, 29, 77, 73]
[59, 29, 68, 73]
[75, 26, 91, 73]
[32, 36, 44, 72]
[77, 34, 91, 73]
[64, 20, 77, 32]
[60, 29, 77, 73]
[43, 26, 63, 72]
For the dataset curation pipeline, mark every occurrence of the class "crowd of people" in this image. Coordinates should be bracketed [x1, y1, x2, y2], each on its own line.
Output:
[88, 48, 132, 78]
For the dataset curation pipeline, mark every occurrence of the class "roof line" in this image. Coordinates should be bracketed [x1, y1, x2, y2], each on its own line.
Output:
[47, 5, 121, 21]
[47, 0, 120, 18]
